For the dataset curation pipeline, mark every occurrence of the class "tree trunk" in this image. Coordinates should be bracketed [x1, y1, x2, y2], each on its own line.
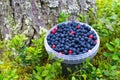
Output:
[0, 0, 96, 44]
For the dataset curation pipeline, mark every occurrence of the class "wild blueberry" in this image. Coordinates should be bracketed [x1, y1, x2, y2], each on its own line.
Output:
[87, 38, 92, 43]
[69, 37, 73, 40]
[80, 47, 84, 51]
[66, 39, 69, 42]
[75, 38, 79, 42]
[75, 45, 78, 48]
[84, 37, 88, 40]
[86, 43, 91, 48]
[64, 50, 68, 54]
[90, 46, 94, 49]
[84, 48, 88, 52]
[89, 30, 94, 34]
[72, 48, 76, 52]
[61, 40, 64, 43]
[72, 53, 76, 55]
[81, 38, 84, 41]
[91, 41, 96, 46]
[54, 48, 58, 51]
[61, 47, 64, 51]
[71, 43, 75, 47]
[76, 51, 80, 55]
[65, 45, 69, 50]
[54, 41, 58, 45]
[87, 27, 91, 31]
[93, 35, 97, 40]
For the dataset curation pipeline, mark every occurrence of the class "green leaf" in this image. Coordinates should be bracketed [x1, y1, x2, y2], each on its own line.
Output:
[106, 43, 114, 51]
[103, 52, 111, 57]
[104, 70, 109, 76]
[111, 70, 117, 76]
[67, 67, 72, 73]
[48, 53, 55, 60]
[72, 76, 76, 80]
[45, 75, 53, 80]
[112, 54, 119, 60]
[36, 75, 42, 80]
[110, 65, 117, 70]
[115, 38, 120, 47]
[58, 12, 70, 22]
[117, 51, 120, 56]
[82, 74, 87, 80]
[42, 70, 48, 77]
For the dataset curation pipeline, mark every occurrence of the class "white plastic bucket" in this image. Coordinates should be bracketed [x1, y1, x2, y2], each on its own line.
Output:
[44, 21, 100, 64]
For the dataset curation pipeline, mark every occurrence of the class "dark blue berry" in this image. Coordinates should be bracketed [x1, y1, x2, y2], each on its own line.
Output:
[93, 35, 97, 40]
[65, 45, 69, 50]
[86, 43, 91, 48]
[84, 48, 88, 52]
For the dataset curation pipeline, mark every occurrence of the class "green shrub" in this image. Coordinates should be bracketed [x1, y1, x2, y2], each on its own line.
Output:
[32, 58, 62, 80]
[0, 31, 62, 80]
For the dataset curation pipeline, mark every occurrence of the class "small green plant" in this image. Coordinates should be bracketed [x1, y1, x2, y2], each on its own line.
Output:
[32, 55, 63, 80]
[70, 57, 120, 80]
[104, 38, 120, 64]
[8, 35, 27, 52]
[7, 32, 48, 68]
[77, 14, 86, 22]
[58, 12, 70, 23]
[4, 69, 18, 80]
[0, 32, 48, 79]
[104, 40, 119, 67]
[102, 38, 120, 79]
[0, 61, 18, 80]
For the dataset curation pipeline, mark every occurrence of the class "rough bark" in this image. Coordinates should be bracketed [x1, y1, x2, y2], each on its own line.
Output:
[0, 0, 96, 44]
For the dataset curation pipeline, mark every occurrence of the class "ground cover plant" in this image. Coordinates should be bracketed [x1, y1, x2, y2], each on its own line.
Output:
[0, 0, 120, 80]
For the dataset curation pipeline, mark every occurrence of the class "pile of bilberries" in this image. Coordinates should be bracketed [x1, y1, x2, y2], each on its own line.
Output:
[47, 21, 97, 55]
